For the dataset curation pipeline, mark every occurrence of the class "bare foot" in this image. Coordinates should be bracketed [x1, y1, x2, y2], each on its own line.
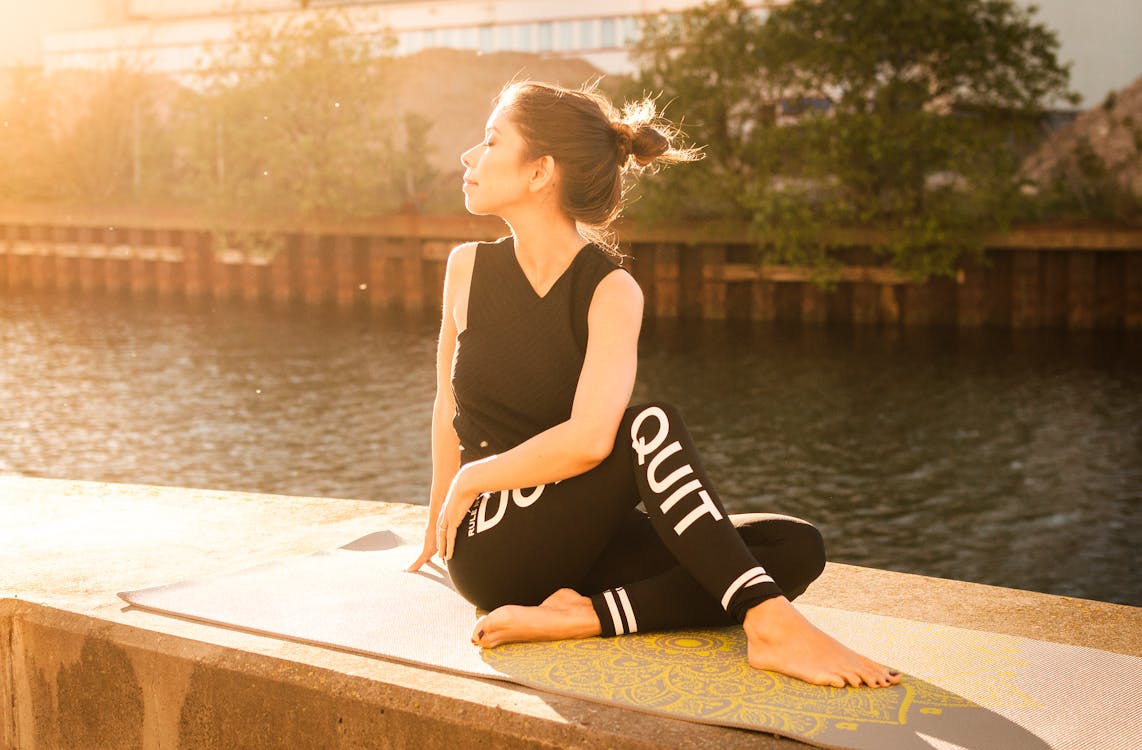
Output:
[472, 588, 601, 648]
[745, 597, 902, 688]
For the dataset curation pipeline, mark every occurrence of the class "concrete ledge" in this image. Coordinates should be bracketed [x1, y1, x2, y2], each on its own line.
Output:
[2, 477, 1139, 749]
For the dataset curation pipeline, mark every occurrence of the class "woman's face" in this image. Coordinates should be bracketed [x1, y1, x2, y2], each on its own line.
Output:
[459, 107, 539, 216]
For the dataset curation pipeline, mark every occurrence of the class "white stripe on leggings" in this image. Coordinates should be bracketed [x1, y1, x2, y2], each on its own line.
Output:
[603, 590, 625, 635]
[659, 478, 703, 514]
[720, 566, 773, 610]
[616, 587, 638, 634]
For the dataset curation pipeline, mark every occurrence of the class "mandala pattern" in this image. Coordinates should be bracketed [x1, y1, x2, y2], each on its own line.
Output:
[482, 626, 1011, 747]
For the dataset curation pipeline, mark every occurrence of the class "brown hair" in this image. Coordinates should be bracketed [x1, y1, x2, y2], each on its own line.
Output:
[495, 80, 699, 253]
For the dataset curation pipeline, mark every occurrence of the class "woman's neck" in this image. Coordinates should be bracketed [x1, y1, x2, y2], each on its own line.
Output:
[503, 206, 586, 292]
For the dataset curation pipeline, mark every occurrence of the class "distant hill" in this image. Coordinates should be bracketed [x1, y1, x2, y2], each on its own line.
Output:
[1022, 74, 1142, 199]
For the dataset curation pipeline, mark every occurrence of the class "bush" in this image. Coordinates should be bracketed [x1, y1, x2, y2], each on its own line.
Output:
[172, 10, 434, 252]
[630, 0, 1077, 278]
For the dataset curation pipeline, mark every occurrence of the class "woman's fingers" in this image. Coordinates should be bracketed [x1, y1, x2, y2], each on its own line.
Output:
[405, 539, 437, 572]
[444, 520, 459, 560]
[438, 493, 472, 561]
[405, 552, 428, 572]
[436, 522, 448, 560]
[406, 548, 431, 572]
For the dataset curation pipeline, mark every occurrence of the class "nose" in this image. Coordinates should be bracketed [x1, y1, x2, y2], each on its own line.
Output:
[460, 143, 479, 169]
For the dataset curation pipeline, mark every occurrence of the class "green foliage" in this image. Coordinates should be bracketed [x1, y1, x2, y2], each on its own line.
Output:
[0, 10, 438, 253]
[628, 2, 773, 222]
[174, 11, 433, 253]
[1029, 136, 1142, 223]
[630, 0, 1078, 278]
[0, 65, 176, 206]
[0, 68, 56, 202]
[1021, 95, 1142, 224]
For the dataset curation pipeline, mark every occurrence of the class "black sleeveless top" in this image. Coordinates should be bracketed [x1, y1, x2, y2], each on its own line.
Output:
[452, 236, 621, 463]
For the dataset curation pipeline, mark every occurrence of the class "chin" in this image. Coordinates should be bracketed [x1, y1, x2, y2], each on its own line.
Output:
[463, 197, 493, 217]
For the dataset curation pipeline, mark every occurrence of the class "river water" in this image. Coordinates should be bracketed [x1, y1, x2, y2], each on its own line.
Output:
[2, 290, 1139, 606]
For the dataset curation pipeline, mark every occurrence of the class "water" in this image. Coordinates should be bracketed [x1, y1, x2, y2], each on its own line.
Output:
[2, 290, 1139, 606]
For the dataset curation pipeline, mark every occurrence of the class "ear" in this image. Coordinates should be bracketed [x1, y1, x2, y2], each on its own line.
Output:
[527, 155, 556, 193]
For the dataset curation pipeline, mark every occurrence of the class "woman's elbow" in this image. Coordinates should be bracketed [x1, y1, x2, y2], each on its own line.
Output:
[578, 428, 618, 468]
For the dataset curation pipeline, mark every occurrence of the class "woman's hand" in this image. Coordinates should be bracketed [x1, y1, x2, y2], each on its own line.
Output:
[405, 525, 438, 572]
[406, 465, 477, 571]
[436, 465, 480, 561]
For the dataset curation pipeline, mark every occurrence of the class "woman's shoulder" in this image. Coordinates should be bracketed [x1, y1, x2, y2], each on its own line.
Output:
[586, 249, 642, 317]
[595, 263, 642, 303]
[450, 236, 514, 273]
[445, 241, 477, 282]
[449, 235, 511, 260]
[576, 245, 636, 292]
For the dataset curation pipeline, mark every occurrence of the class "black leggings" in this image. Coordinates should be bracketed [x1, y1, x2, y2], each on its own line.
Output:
[447, 402, 826, 636]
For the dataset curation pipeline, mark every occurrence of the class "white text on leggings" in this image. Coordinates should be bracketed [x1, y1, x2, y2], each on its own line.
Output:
[630, 406, 724, 536]
[467, 485, 546, 536]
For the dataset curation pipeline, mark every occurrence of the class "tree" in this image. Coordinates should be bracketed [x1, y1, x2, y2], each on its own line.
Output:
[173, 10, 427, 253]
[0, 65, 176, 207]
[628, 1, 775, 224]
[631, 0, 1077, 277]
[0, 68, 57, 202]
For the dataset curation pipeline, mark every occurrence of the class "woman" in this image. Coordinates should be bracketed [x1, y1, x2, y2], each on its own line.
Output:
[407, 81, 900, 689]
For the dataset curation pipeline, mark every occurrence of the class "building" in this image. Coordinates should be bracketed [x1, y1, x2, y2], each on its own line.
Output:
[2, 0, 1139, 106]
[13, 1, 780, 81]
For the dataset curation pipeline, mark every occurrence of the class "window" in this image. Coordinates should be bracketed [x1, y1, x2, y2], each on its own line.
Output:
[498, 25, 514, 51]
[398, 31, 418, 55]
[538, 22, 553, 51]
[579, 19, 596, 49]
[421, 29, 437, 48]
[518, 24, 534, 51]
[557, 21, 573, 50]
[479, 25, 494, 52]
[623, 17, 641, 44]
[600, 18, 615, 48]
[460, 27, 477, 49]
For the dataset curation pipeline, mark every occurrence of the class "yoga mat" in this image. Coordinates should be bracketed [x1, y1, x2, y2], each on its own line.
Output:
[120, 530, 1141, 750]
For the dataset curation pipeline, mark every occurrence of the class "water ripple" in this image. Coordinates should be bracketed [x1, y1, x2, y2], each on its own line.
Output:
[2, 293, 1139, 605]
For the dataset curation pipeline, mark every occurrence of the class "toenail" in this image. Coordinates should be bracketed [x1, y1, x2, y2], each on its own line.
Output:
[889, 670, 900, 676]
[477, 630, 485, 639]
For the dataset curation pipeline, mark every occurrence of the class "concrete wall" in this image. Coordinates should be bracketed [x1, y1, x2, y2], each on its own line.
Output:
[3, 477, 1140, 749]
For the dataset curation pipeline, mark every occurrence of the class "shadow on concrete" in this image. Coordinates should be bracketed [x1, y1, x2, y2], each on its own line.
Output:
[338, 530, 401, 551]
[406, 559, 456, 592]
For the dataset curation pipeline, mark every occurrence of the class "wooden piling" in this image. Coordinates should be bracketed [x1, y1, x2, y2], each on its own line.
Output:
[0, 212, 1138, 330]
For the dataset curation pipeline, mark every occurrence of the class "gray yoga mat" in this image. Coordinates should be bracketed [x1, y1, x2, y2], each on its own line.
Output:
[120, 530, 1141, 750]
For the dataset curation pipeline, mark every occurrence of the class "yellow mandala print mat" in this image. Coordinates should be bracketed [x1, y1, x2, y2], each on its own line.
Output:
[120, 531, 1140, 750]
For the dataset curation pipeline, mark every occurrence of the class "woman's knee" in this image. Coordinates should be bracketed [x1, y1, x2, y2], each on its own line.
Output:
[733, 513, 826, 598]
[625, 400, 684, 426]
[623, 401, 691, 457]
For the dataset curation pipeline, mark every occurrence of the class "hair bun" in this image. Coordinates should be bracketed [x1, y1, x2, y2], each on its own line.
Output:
[613, 120, 669, 168]
[612, 121, 635, 164]
[612, 120, 669, 168]
[629, 124, 669, 167]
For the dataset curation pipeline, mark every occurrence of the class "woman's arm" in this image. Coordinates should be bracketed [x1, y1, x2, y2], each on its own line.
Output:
[437, 269, 643, 559]
[407, 243, 474, 572]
